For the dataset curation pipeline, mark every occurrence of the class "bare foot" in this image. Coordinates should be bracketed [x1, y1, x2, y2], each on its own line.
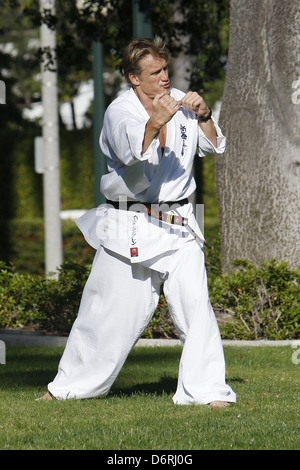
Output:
[35, 391, 53, 401]
[209, 401, 230, 408]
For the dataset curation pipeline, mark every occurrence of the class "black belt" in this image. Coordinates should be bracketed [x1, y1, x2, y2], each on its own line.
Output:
[105, 198, 211, 247]
[106, 198, 189, 210]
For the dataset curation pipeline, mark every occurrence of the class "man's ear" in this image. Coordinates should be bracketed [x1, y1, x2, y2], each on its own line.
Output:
[128, 73, 140, 87]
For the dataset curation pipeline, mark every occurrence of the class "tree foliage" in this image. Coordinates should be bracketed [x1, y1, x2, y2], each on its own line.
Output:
[0, 0, 229, 129]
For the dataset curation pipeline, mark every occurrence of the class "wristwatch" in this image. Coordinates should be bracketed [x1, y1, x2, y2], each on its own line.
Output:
[196, 107, 212, 122]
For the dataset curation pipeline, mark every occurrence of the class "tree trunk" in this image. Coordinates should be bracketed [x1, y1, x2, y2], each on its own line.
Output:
[216, 0, 300, 272]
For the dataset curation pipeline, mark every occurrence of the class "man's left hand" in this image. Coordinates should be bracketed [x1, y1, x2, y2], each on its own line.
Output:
[178, 91, 210, 119]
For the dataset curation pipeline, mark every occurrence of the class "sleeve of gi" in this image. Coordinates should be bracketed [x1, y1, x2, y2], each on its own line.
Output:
[196, 117, 226, 157]
[100, 107, 158, 167]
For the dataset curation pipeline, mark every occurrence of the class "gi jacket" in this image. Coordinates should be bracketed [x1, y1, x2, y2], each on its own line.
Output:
[76, 87, 226, 271]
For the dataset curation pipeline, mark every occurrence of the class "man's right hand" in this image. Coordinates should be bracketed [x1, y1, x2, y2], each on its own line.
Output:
[151, 92, 180, 128]
[141, 93, 180, 155]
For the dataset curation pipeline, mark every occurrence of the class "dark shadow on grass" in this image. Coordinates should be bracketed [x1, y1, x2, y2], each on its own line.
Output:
[227, 377, 248, 383]
[109, 376, 245, 399]
[0, 347, 62, 389]
[110, 375, 178, 398]
[0, 346, 245, 398]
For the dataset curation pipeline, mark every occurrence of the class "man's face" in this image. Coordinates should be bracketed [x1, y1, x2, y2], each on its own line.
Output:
[131, 54, 170, 99]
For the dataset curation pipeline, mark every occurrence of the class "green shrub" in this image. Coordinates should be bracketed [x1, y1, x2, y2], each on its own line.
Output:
[0, 258, 299, 340]
[0, 261, 41, 328]
[34, 261, 91, 333]
[0, 260, 90, 333]
[0, 128, 94, 220]
[0, 260, 177, 337]
[144, 294, 177, 339]
[0, 218, 95, 276]
[210, 259, 300, 340]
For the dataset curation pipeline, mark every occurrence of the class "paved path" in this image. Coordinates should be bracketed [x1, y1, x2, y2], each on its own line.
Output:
[0, 329, 296, 347]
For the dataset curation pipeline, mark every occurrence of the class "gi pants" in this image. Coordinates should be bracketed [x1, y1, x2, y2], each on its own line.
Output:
[48, 237, 236, 405]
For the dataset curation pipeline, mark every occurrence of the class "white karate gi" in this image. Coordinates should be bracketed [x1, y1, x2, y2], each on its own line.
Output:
[48, 87, 236, 405]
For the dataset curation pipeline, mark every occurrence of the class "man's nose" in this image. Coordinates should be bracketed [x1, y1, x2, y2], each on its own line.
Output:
[161, 69, 168, 80]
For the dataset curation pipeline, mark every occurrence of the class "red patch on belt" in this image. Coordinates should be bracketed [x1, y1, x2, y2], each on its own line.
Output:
[130, 247, 139, 257]
[174, 216, 183, 225]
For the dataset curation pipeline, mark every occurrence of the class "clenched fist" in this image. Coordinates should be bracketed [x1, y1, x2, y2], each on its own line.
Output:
[178, 91, 211, 119]
[152, 92, 180, 127]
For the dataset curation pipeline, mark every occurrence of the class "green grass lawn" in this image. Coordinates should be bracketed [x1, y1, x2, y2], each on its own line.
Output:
[0, 345, 299, 450]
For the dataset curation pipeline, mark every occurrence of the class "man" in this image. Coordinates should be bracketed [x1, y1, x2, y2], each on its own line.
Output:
[38, 37, 236, 407]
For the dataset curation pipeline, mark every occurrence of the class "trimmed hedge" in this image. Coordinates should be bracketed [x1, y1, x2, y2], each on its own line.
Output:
[0, 128, 95, 221]
[0, 257, 299, 340]
[0, 218, 95, 276]
[0, 259, 177, 338]
[213, 259, 300, 340]
[0, 260, 88, 334]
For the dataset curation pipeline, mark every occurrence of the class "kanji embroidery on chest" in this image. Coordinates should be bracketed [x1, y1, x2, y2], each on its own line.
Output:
[180, 124, 187, 156]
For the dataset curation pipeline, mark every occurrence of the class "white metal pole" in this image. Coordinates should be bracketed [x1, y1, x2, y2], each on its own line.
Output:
[40, 0, 63, 278]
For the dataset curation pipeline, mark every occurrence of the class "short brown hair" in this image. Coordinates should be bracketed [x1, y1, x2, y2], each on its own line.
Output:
[122, 36, 170, 85]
